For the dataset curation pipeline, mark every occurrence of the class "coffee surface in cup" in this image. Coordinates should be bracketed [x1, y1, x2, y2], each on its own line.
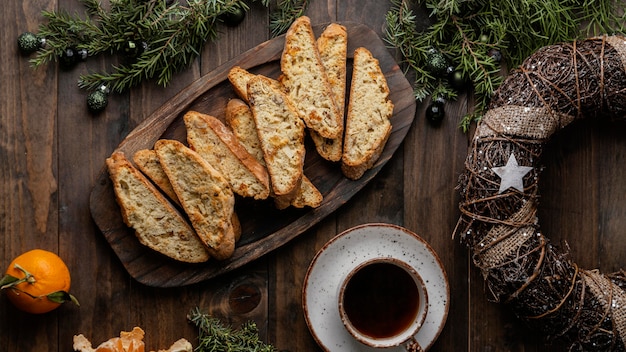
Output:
[342, 262, 419, 339]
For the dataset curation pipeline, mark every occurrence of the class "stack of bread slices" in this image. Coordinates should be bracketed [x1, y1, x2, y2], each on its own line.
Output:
[106, 16, 394, 263]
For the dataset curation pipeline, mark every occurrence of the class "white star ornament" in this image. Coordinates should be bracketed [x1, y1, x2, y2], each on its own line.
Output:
[491, 153, 533, 194]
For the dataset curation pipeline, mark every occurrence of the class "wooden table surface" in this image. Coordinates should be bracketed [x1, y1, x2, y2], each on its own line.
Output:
[2, 1, 626, 351]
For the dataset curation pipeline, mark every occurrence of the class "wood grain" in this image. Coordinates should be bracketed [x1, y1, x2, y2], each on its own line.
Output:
[89, 23, 416, 287]
[4, 1, 626, 351]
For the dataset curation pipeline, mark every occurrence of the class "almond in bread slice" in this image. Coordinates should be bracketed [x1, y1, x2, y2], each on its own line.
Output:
[247, 75, 305, 208]
[341, 47, 394, 180]
[154, 139, 236, 260]
[280, 16, 342, 139]
[310, 23, 348, 162]
[228, 66, 283, 103]
[105, 151, 210, 263]
[226, 98, 323, 209]
[184, 111, 270, 200]
[133, 149, 181, 206]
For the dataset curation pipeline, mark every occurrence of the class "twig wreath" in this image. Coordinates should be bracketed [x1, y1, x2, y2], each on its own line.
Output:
[456, 36, 626, 351]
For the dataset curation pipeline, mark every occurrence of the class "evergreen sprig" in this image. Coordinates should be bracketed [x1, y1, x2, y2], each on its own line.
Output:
[27, 0, 304, 95]
[188, 308, 277, 352]
[269, 0, 308, 37]
[385, 0, 626, 131]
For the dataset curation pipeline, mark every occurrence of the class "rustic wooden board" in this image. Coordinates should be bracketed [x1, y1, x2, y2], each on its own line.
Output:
[89, 22, 416, 287]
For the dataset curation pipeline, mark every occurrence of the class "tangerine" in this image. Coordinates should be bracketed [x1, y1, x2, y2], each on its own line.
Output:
[1, 249, 79, 314]
[74, 327, 146, 352]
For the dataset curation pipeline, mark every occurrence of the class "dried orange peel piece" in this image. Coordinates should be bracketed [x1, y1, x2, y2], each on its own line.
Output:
[73, 327, 192, 352]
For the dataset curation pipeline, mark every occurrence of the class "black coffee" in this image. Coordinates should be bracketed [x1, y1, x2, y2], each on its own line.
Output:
[342, 262, 420, 339]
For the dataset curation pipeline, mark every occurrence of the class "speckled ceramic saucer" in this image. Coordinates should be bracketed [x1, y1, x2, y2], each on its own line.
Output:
[303, 223, 450, 351]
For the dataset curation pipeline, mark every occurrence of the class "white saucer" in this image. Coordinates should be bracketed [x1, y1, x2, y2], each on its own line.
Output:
[303, 223, 450, 351]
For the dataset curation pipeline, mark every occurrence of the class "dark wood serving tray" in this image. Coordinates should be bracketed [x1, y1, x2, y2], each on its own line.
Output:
[89, 22, 416, 287]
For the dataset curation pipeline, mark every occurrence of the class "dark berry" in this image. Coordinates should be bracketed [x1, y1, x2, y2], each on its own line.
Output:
[77, 48, 89, 61]
[488, 49, 502, 63]
[124, 40, 138, 57]
[59, 48, 79, 70]
[219, 7, 246, 27]
[426, 100, 445, 125]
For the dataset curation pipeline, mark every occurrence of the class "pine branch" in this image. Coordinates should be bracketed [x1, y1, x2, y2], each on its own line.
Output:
[385, 0, 626, 131]
[24, 0, 302, 96]
[188, 308, 277, 352]
[269, 0, 308, 37]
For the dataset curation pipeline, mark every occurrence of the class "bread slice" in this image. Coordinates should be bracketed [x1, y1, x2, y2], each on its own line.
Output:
[310, 23, 348, 162]
[341, 47, 394, 180]
[133, 149, 180, 206]
[226, 98, 323, 209]
[133, 148, 243, 242]
[154, 139, 236, 260]
[228, 66, 283, 103]
[290, 176, 323, 209]
[280, 16, 342, 139]
[247, 75, 305, 207]
[225, 99, 267, 166]
[184, 111, 270, 200]
[105, 151, 210, 263]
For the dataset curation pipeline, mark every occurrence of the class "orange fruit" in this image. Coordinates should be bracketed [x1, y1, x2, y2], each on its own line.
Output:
[1, 249, 79, 314]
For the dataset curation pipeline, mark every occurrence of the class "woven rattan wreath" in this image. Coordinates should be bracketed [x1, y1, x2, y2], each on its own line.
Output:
[456, 36, 626, 351]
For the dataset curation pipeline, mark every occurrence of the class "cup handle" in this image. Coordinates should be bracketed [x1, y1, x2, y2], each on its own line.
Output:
[405, 337, 424, 352]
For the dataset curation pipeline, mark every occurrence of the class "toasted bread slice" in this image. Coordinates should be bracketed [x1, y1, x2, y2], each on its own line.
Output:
[310, 23, 348, 162]
[134, 148, 243, 243]
[247, 75, 305, 207]
[228, 66, 283, 103]
[289, 176, 323, 209]
[280, 16, 342, 139]
[154, 139, 236, 260]
[184, 111, 270, 200]
[341, 47, 394, 180]
[225, 98, 267, 166]
[133, 149, 181, 206]
[105, 151, 210, 263]
[226, 98, 323, 209]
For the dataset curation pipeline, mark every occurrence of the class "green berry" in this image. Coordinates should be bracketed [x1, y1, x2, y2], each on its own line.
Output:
[87, 90, 108, 113]
[17, 32, 42, 55]
[448, 69, 467, 90]
[426, 49, 449, 76]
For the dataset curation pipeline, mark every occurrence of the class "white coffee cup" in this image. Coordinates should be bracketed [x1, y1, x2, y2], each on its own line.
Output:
[338, 257, 429, 349]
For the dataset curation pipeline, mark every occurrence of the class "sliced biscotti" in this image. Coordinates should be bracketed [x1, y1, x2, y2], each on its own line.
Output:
[280, 16, 342, 140]
[226, 97, 323, 209]
[228, 66, 283, 103]
[133, 149, 181, 206]
[184, 111, 270, 200]
[105, 151, 210, 263]
[247, 75, 306, 207]
[154, 139, 236, 260]
[341, 47, 394, 180]
[225, 98, 267, 166]
[309, 23, 348, 162]
[289, 176, 323, 209]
